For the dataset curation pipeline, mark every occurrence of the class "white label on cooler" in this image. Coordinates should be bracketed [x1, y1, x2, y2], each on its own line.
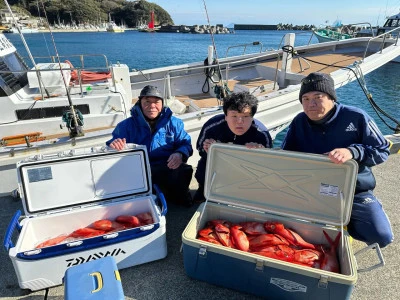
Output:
[319, 183, 339, 197]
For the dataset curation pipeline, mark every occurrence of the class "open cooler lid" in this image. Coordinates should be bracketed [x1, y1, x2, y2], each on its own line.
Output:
[204, 144, 358, 226]
[17, 144, 152, 217]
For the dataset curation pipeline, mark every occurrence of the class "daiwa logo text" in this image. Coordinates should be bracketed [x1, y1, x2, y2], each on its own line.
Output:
[65, 248, 126, 267]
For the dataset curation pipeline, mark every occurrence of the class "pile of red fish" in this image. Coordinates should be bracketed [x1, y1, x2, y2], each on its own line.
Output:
[35, 212, 153, 249]
[197, 220, 341, 273]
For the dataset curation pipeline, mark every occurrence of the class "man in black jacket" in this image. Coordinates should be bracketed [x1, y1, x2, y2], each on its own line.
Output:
[193, 92, 273, 202]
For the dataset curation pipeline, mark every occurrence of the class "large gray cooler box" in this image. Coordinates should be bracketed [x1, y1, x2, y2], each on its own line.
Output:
[182, 143, 384, 300]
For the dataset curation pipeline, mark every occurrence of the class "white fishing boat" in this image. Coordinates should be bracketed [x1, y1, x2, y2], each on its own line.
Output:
[128, 30, 400, 165]
[106, 13, 125, 33]
[3, 24, 39, 34]
[1, 29, 400, 169]
[0, 32, 132, 167]
[138, 11, 157, 32]
[313, 13, 400, 42]
[312, 21, 374, 43]
[106, 21, 125, 33]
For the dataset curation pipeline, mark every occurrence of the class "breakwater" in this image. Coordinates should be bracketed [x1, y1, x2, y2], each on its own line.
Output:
[234, 24, 315, 30]
[156, 24, 232, 34]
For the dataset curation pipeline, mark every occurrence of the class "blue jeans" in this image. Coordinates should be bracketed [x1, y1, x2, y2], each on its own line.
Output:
[347, 191, 393, 248]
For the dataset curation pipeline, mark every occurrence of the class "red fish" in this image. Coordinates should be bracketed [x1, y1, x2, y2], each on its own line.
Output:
[249, 233, 289, 251]
[92, 219, 125, 231]
[320, 231, 341, 273]
[239, 222, 267, 235]
[264, 221, 315, 249]
[35, 234, 69, 248]
[198, 236, 222, 245]
[136, 212, 153, 225]
[293, 249, 323, 266]
[214, 223, 231, 247]
[230, 225, 249, 251]
[206, 219, 232, 229]
[116, 215, 141, 227]
[198, 227, 216, 239]
[252, 245, 295, 262]
[69, 227, 106, 238]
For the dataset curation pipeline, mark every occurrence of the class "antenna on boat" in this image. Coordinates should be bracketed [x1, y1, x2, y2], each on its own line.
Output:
[3, 0, 50, 98]
[37, 0, 84, 138]
[202, 0, 229, 101]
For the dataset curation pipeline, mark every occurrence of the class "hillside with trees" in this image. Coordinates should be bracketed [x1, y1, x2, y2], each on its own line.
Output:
[0, 0, 173, 28]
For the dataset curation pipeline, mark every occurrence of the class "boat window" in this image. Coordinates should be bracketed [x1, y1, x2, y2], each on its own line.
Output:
[383, 19, 393, 27]
[0, 52, 28, 97]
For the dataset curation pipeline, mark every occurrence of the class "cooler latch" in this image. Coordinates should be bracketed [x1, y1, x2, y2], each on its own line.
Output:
[255, 259, 264, 272]
[198, 245, 207, 258]
[318, 275, 329, 289]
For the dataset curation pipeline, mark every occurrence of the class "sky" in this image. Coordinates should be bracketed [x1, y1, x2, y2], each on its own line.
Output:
[149, 0, 400, 27]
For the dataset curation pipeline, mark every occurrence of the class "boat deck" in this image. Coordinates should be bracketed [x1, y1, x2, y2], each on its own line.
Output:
[260, 52, 365, 74]
[172, 52, 365, 111]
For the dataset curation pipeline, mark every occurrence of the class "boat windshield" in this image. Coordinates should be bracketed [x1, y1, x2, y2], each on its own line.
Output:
[383, 18, 400, 28]
[0, 52, 29, 97]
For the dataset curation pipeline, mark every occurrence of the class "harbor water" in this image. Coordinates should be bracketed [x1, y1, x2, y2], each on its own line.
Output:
[5, 30, 399, 143]
[0, 31, 400, 300]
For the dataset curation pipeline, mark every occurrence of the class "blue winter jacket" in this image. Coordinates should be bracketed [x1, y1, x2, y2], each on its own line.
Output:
[107, 103, 193, 166]
[195, 114, 273, 185]
[281, 103, 390, 193]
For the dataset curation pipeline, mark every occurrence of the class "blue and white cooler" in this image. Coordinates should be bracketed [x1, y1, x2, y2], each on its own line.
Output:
[4, 144, 167, 291]
[182, 143, 384, 300]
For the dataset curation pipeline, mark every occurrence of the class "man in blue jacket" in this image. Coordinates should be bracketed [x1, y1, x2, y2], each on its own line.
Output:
[107, 85, 194, 207]
[194, 92, 273, 202]
[282, 72, 393, 248]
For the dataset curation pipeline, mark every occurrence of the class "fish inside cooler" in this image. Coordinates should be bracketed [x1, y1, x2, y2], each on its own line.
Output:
[17, 196, 160, 252]
[190, 201, 355, 277]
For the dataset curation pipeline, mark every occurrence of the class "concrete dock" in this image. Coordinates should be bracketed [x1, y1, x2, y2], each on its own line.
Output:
[0, 154, 398, 300]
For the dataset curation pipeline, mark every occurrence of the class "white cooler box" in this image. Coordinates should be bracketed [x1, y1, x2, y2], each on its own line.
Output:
[182, 144, 384, 300]
[4, 144, 167, 291]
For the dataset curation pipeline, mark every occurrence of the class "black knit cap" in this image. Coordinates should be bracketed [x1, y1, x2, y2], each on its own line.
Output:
[299, 72, 337, 103]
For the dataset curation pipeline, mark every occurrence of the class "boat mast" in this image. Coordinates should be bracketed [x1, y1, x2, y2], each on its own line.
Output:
[3, 0, 50, 98]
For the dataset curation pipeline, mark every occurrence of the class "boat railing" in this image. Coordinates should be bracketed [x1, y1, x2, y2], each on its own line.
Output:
[363, 25, 400, 61]
[225, 41, 263, 57]
[12, 54, 111, 99]
[26, 54, 109, 71]
[162, 50, 283, 99]
[339, 22, 375, 37]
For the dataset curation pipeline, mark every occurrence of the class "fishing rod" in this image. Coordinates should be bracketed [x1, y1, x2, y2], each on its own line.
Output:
[202, 0, 229, 101]
[282, 45, 400, 134]
[3, 0, 50, 99]
[37, 0, 84, 138]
